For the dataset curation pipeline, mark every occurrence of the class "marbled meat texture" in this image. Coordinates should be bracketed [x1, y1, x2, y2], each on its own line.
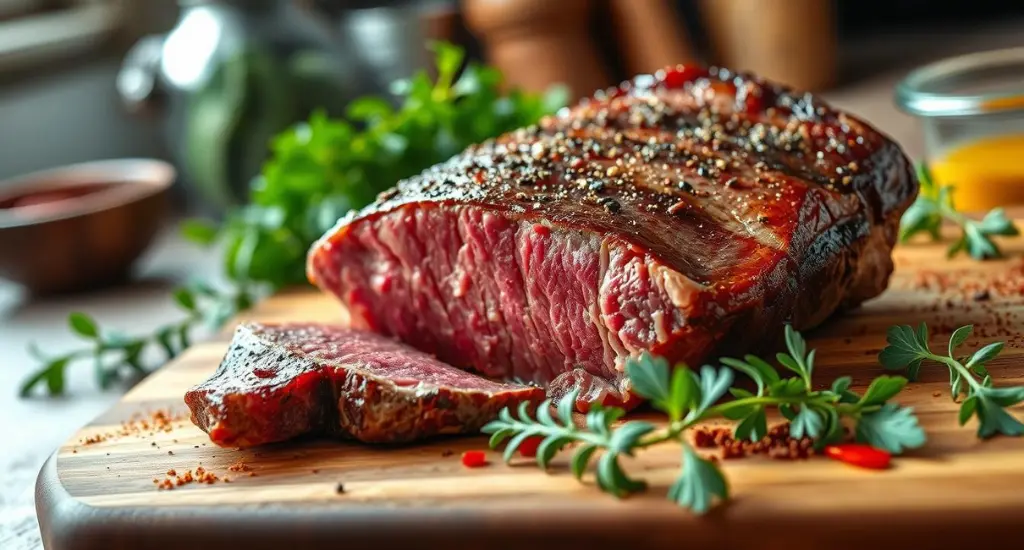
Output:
[307, 65, 918, 411]
[186, 322, 544, 447]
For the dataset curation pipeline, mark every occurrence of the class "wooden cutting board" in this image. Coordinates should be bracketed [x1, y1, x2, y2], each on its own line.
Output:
[36, 231, 1024, 550]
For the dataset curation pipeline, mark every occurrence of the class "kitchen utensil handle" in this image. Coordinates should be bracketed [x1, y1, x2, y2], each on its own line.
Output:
[116, 34, 167, 116]
[461, 0, 610, 100]
[608, 0, 697, 75]
[699, 0, 836, 91]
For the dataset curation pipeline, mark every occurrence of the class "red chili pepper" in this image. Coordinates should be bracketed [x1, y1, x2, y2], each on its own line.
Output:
[517, 436, 543, 458]
[824, 444, 891, 470]
[460, 450, 488, 468]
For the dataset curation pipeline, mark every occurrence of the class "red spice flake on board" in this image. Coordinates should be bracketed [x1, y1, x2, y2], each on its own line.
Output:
[824, 444, 891, 470]
[82, 409, 191, 447]
[461, 450, 489, 468]
[517, 436, 543, 458]
[157, 464, 223, 490]
[228, 461, 251, 473]
[892, 259, 1024, 344]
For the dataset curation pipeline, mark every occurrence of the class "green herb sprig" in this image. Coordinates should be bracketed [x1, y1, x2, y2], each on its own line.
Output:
[19, 282, 255, 397]
[899, 163, 1019, 259]
[483, 326, 925, 514]
[879, 323, 1024, 438]
[21, 42, 565, 397]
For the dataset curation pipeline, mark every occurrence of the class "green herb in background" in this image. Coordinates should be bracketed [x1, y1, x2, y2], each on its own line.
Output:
[879, 323, 1024, 438]
[19, 42, 567, 397]
[899, 162, 1019, 259]
[186, 41, 568, 289]
[18, 283, 253, 397]
[482, 325, 926, 514]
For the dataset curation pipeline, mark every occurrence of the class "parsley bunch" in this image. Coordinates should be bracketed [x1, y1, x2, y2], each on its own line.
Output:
[899, 163, 1019, 259]
[880, 323, 1024, 438]
[20, 42, 566, 397]
[483, 326, 925, 514]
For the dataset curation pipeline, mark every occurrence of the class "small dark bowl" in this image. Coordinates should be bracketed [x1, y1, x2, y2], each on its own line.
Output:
[0, 159, 175, 295]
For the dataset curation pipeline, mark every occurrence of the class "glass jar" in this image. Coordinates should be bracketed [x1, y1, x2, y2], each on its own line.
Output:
[117, 0, 371, 214]
[895, 47, 1024, 212]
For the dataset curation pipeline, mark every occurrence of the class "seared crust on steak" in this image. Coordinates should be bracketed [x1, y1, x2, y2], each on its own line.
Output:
[308, 65, 917, 409]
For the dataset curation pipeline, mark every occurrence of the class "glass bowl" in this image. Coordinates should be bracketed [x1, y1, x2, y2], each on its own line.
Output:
[895, 47, 1024, 212]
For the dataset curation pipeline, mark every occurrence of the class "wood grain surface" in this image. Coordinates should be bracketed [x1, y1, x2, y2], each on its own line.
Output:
[35, 231, 1024, 550]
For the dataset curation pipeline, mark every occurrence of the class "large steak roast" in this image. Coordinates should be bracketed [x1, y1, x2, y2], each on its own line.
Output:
[307, 66, 918, 410]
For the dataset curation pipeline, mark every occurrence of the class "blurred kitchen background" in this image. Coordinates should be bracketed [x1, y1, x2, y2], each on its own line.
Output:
[1, 0, 1023, 200]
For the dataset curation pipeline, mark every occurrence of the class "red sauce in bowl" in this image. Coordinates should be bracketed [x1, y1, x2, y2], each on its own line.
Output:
[0, 183, 112, 215]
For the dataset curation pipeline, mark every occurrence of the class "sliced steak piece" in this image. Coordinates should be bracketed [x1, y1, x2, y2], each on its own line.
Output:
[185, 322, 544, 447]
[308, 66, 918, 410]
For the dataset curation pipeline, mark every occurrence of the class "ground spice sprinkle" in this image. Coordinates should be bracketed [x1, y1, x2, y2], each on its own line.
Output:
[692, 423, 826, 460]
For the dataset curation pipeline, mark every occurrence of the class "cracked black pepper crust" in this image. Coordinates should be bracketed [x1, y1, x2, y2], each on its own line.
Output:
[316, 65, 916, 290]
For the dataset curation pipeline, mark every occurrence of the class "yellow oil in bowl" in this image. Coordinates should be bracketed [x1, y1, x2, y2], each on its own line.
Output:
[929, 135, 1024, 212]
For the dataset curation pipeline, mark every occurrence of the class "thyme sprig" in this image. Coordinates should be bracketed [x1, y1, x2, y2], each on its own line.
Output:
[483, 326, 926, 514]
[899, 162, 1019, 259]
[18, 282, 255, 397]
[880, 323, 1024, 438]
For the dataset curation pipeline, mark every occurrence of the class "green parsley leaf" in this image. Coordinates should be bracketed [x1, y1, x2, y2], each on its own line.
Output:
[967, 342, 1004, 370]
[830, 375, 852, 395]
[720, 354, 779, 396]
[899, 162, 1019, 260]
[855, 403, 926, 453]
[878, 325, 929, 371]
[974, 393, 1024, 438]
[959, 396, 978, 426]
[789, 405, 824, 440]
[668, 445, 729, 514]
[625, 352, 671, 406]
[858, 375, 908, 407]
[948, 325, 972, 356]
[692, 366, 734, 417]
[733, 407, 768, 442]
[667, 367, 698, 422]
[767, 377, 806, 398]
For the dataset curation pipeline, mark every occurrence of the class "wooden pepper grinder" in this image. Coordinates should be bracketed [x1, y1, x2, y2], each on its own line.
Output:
[607, 0, 697, 75]
[699, 0, 837, 91]
[461, 0, 610, 100]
